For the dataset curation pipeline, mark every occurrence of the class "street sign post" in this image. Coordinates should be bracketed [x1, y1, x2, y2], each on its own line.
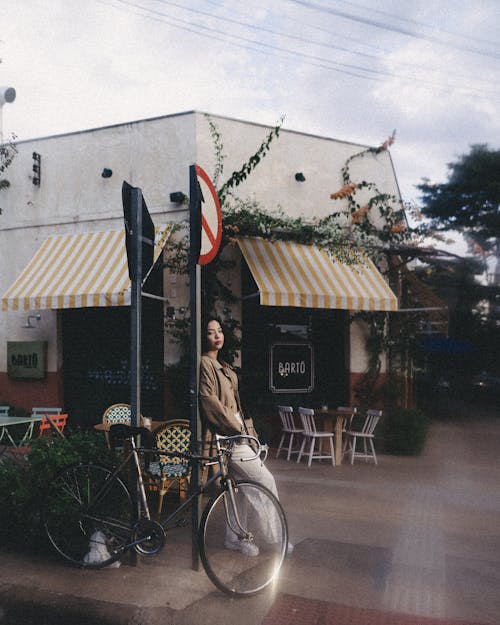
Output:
[189, 165, 221, 570]
[195, 164, 222, 265]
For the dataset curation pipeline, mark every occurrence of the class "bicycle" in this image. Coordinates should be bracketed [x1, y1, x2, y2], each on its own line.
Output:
[41, 425, 289, 596]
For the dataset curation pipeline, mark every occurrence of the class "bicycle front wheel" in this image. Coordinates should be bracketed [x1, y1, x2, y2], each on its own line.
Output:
[199, 480, 288, 596]
[42, 463, 134, 568]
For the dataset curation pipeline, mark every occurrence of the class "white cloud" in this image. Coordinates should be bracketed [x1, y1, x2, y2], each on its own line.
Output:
[1, 0, 499, 224]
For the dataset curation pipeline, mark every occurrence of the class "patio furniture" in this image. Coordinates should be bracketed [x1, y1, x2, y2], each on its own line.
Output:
[101, 403, 132, 448]
[31, 407, 62, 417]
[276, 405, 303, 461]
[297, 407, 335, 467]
[147, 419, 191, 520]
[0, 414, 45, 447]
[0, 406, 10, 417]
[344, 409, 382, 465]
[39, 413, 68, 438]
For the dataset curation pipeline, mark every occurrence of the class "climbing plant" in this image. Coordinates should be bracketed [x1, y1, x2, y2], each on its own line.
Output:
[162, 120, 426, 413]
[0, 135, 17, 198]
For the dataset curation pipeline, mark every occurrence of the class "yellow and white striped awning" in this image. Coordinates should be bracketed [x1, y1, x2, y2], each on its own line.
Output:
[2, 226, 171, 311]
[237, 237, 398, 311]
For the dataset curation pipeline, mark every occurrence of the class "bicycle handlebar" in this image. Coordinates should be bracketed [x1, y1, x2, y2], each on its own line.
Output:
[215, 434, 268, 463]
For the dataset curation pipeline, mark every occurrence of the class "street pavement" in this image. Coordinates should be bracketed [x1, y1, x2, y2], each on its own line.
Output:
[1, 416, 500, 625]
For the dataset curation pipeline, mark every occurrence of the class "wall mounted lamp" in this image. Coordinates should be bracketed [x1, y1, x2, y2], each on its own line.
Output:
[169, 191, 186, 204]
[101, 168, 113, 178]
[22, 313, 41, 329]
[295, 172, 306, 182]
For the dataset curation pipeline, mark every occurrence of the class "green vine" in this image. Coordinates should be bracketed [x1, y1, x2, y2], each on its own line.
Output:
[163, 122, 425, 413]
[216, 115, 284, 206]
[0, 135, 18, 194]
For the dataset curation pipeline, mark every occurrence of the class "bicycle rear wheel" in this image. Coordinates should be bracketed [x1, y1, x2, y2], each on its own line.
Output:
[42, 463, 134, 568]
[199, 480, 288, 596]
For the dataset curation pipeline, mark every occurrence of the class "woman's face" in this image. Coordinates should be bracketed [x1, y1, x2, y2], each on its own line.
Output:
[206, 319, 224, 352]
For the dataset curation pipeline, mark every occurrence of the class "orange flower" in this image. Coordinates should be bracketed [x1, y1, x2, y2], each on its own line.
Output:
[351, 206, 369, 224]
[379, 130, 396, 151]
[330, 183, 358, 200]
[390, 221, 405, 233]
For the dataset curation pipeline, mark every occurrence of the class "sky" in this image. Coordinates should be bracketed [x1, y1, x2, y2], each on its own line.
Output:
[1, 0, 499, 236]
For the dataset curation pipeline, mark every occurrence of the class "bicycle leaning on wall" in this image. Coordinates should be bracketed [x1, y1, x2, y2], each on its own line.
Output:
[41, 425, 289, 597]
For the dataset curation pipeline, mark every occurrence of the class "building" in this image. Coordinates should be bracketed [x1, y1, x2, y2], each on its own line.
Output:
[0, 111, 401, 426]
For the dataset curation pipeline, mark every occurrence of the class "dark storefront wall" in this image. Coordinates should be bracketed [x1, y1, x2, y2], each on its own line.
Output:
[62, 292, 164, 428]
[240, 264, 350, 437]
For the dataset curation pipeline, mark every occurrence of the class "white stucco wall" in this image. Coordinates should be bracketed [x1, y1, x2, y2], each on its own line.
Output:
[0, 111, 400, 374]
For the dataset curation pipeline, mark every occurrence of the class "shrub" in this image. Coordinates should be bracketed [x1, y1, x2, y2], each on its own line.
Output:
[383, 408, 430, 456]
[0, 431, 114, 552]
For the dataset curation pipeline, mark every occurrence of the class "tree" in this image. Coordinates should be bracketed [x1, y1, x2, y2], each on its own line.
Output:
[417, 144, 500, 256]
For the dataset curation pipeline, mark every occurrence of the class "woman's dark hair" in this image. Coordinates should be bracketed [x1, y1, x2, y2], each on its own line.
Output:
[201, 315, 224, 352]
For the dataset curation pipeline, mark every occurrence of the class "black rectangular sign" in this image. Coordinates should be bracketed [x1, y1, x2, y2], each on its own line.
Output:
[269, 342, 314, 393]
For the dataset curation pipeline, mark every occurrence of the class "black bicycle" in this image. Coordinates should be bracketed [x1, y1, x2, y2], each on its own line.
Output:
[41, 427, 288, 596]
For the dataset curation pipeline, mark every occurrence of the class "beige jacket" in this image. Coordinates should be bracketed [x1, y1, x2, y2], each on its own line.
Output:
[199, 354, 249, 436]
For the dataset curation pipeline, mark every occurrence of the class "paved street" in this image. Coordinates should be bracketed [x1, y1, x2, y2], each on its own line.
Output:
[1, 416, 499, 625]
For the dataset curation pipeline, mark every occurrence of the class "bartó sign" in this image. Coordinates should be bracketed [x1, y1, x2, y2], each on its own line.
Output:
[269, 342, 314, 393]
[7, 341, 47, 379]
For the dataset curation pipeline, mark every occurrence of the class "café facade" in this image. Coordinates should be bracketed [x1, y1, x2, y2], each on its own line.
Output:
[0, 111, 401, 425]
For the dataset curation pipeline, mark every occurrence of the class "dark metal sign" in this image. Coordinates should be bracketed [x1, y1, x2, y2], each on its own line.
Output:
[269, 342, 314, 393]
[7, 341, 47, 379]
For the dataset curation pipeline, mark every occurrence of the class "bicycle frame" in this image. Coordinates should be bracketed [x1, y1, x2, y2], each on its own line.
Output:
[87, 432, 258, 551]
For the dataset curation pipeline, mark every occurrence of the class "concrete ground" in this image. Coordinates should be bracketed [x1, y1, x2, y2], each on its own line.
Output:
[1, 416, 500, 625]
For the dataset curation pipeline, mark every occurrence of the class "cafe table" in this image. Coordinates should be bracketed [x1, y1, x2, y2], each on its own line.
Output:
[94, 419, 168, 434]
[0, 414, 44, 447]
[316, 408, 350, 465]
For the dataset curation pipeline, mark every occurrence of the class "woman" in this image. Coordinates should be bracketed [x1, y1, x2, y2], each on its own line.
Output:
[198, 317, 292, 556]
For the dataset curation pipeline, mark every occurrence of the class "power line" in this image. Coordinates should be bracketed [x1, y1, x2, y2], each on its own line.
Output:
[102, 0, 500, 100]
[334, 0, 500, 50]
[287, 0, 500, 60]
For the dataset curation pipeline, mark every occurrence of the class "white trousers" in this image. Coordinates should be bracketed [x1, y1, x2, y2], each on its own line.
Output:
[225, 444, 281, 543]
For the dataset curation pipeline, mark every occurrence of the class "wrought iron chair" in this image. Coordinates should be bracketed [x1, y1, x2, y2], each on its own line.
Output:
[147, 419, 191, 520]
[276, 405, 303, 461]
[297, 407, 335, 467]
[344, 409, 382, 465]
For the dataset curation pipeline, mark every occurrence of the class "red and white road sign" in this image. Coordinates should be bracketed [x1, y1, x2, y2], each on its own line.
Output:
[196, 164, 222, 265]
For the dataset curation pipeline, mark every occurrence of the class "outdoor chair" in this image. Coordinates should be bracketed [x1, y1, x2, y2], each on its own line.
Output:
[276, 405, 303, 461]
[38, 413, 68, 438]
[344, 409, 382, 465]
[146, 419, 191, 520]
[101, 403, 133, 448]
[336, 406, 357, 459]
[0, 406, 10, 417]
[297, 407, 335, 467]
[31, 407, 62, 417]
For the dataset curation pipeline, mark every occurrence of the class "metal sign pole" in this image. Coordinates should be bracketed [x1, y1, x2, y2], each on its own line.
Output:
[189, 165, 202, 571]
[130, 186, 143, 430]
[130, 186, 143, 567]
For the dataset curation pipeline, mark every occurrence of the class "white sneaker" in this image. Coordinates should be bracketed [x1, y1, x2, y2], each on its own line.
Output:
[224, 539, 260, 557]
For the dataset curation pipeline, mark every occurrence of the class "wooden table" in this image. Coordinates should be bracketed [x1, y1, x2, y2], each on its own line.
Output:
[316, 408, 351, 465]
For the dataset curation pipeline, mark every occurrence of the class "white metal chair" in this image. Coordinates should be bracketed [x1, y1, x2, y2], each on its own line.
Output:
[297, 407, 335, 467]
[0, 406, 10, 417]
[344, 409, 382, 465]
[276, 406, 303, 461]
[31, 407, 62, 417]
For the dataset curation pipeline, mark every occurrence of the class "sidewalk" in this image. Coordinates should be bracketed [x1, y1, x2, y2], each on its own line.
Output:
[1, 418, 500, 625]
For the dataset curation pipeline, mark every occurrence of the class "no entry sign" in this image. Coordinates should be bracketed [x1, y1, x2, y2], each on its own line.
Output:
[195, 165, 222, 265]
